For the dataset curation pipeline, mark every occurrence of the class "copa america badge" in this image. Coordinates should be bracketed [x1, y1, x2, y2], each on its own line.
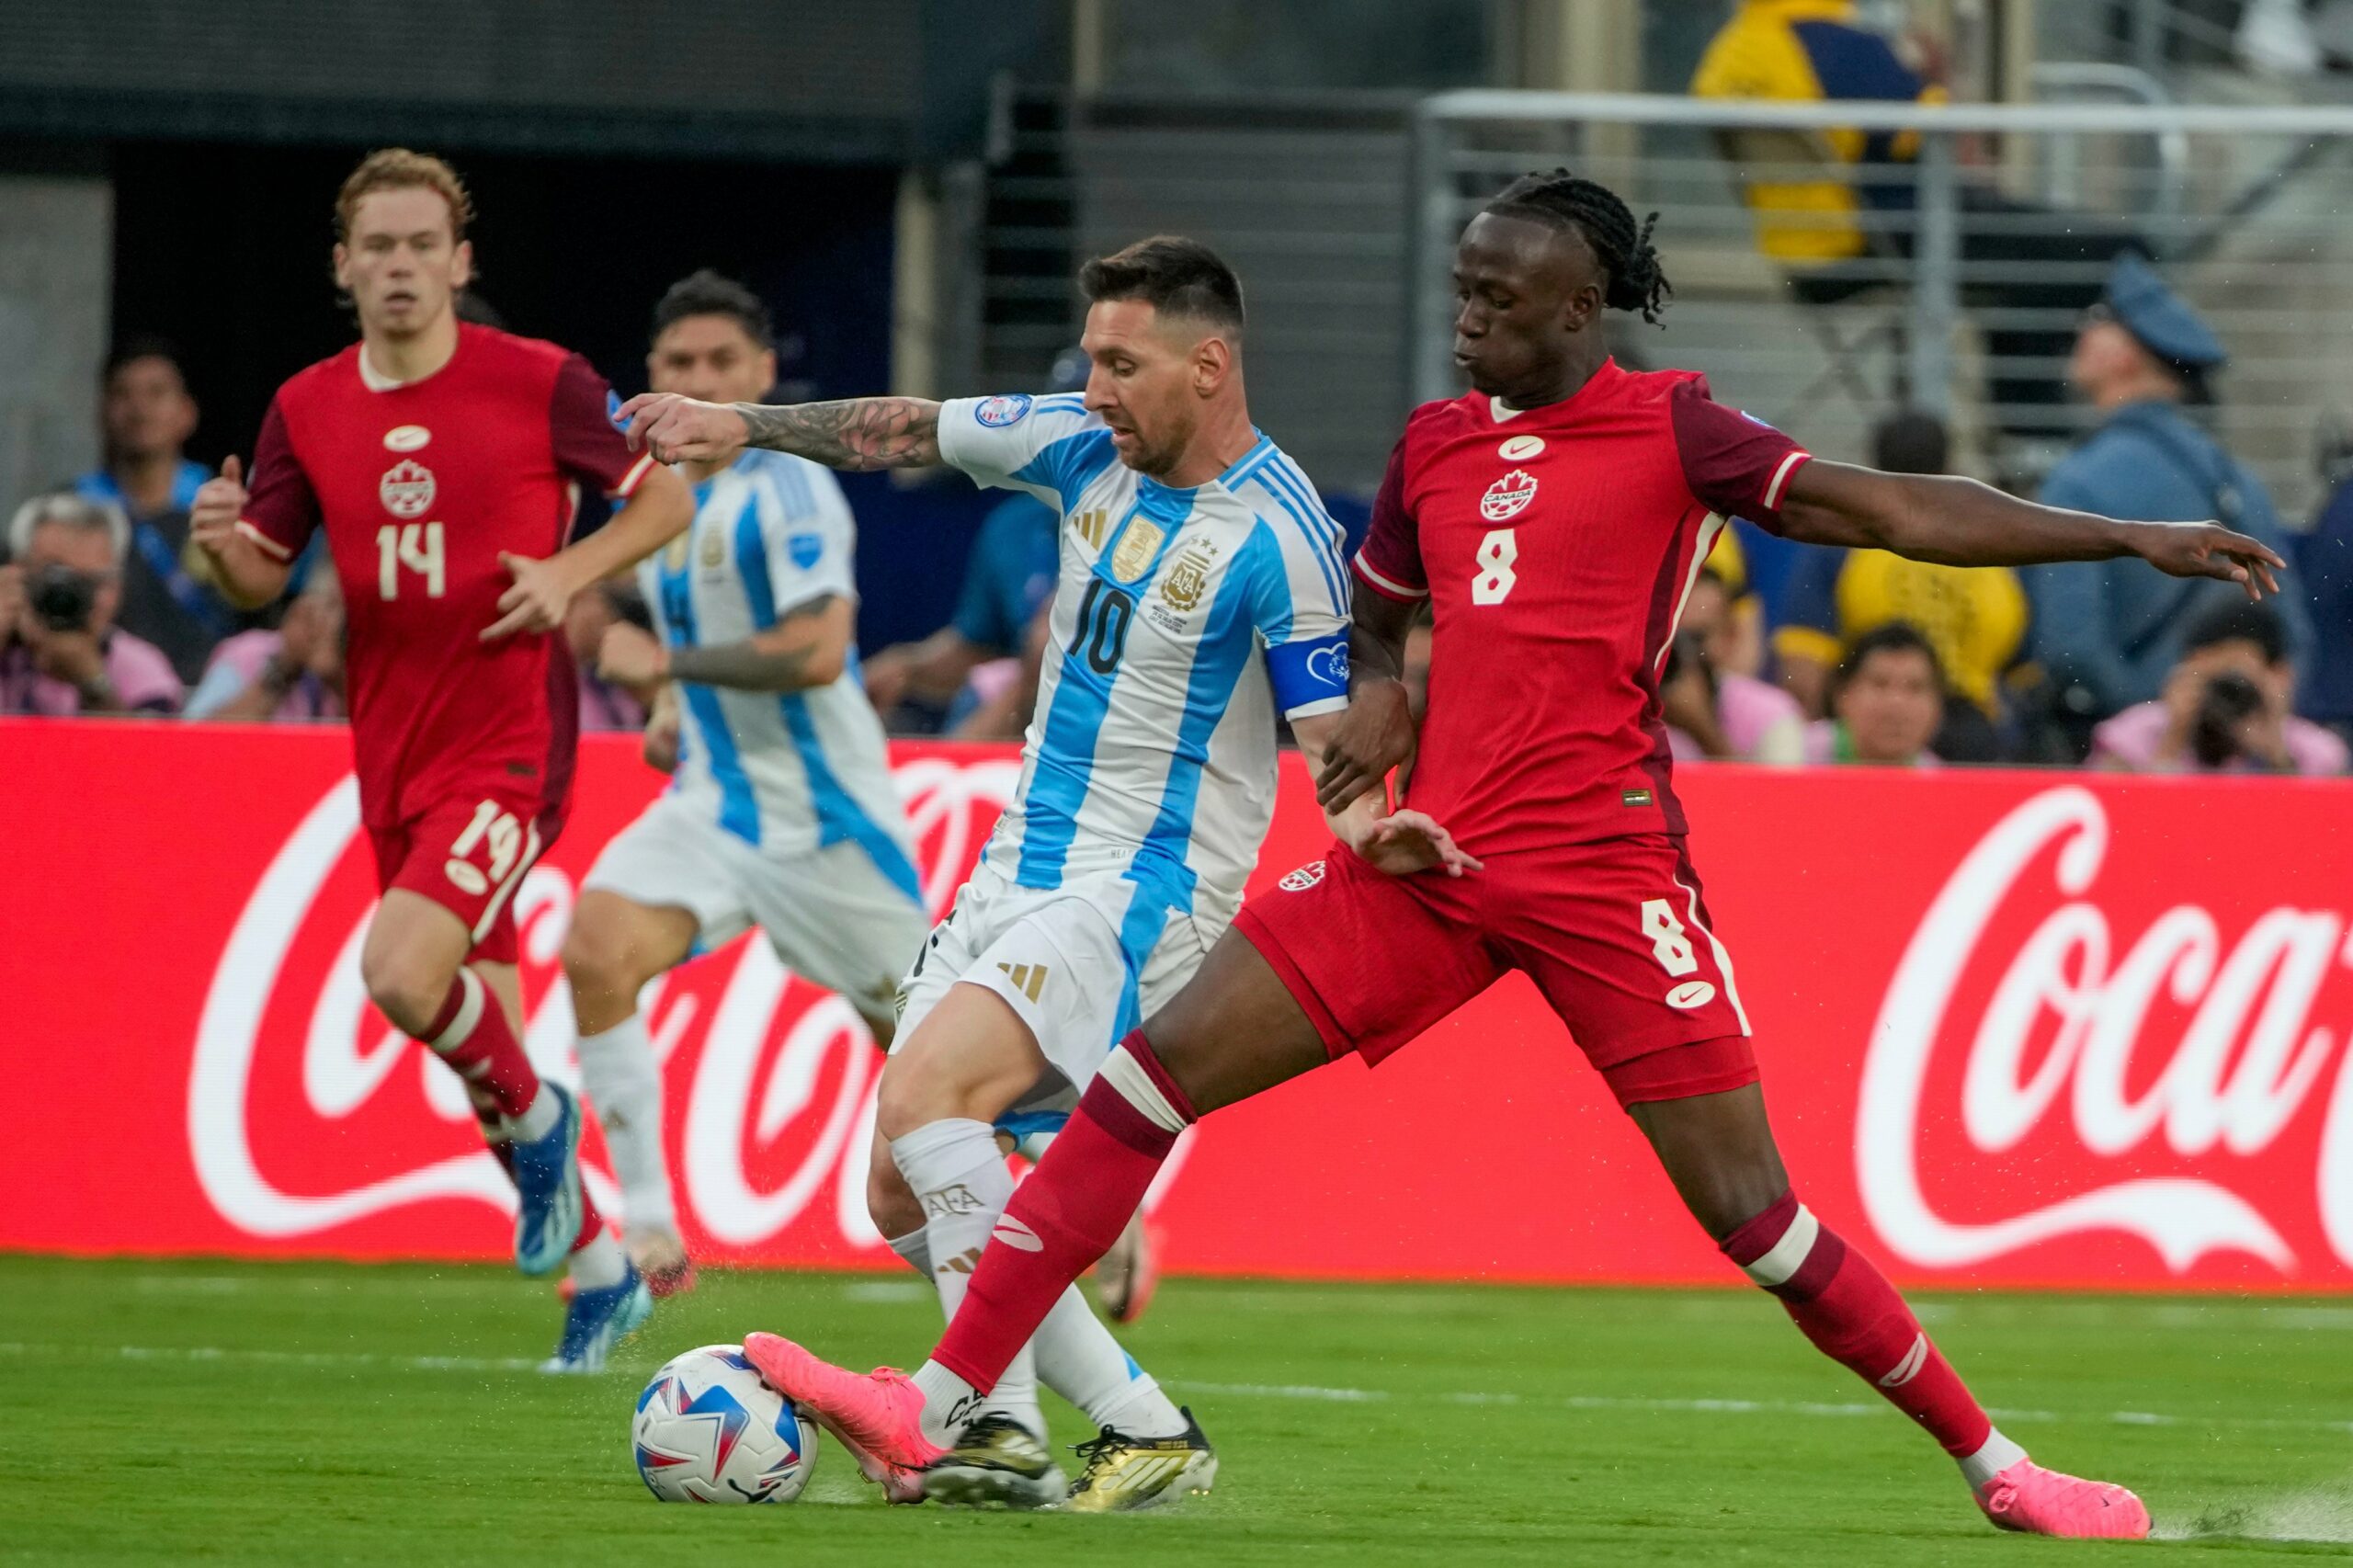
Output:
[975, 393, 1033, 428]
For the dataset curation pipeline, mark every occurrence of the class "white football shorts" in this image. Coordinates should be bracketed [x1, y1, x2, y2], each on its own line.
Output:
[893, 859, 1217, 1122]
[583, 792, 930, 1025]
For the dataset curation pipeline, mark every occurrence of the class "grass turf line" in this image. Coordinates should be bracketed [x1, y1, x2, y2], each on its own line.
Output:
[3, 1256, 2350, 1565]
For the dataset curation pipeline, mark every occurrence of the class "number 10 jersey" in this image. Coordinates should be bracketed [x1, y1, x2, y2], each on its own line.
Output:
[937, 392, 1350, 933]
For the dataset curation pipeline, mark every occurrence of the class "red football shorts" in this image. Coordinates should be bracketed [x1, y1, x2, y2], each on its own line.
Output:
[368, 790, 558, 965]
[1233, 833, 1758, 1110]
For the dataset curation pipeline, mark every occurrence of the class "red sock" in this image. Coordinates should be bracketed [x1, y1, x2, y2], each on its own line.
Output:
[420, 969, 541, 1121]
[1720, 1191, 1992, 1459]
[470, 1097, 518, 1184]
[934, 1032, 1193, 1393]
[470, 1057, 604, 1256]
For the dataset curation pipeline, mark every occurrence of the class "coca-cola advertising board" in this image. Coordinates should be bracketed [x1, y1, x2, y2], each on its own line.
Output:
[6, 717, 2351, 1291]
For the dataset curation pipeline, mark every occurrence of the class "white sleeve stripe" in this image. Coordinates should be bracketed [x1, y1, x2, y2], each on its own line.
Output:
[608, 450, 658, 499]
[1282, 694, 1348, 721]
[1762, 449, 1809, 511]
[233, 520, 293, 561]
[1351, 553, 1427, 600]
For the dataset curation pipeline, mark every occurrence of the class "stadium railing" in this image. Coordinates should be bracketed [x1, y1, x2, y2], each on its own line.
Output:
[1409, 90, 2353, 508]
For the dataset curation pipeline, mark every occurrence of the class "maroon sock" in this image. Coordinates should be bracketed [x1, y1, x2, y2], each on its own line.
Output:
[1720, 1191, 1993, 1459]
[471, 1097, 518, 1184]
[934, 1032, 1192, 1393]
[419, 970, 541, 1121]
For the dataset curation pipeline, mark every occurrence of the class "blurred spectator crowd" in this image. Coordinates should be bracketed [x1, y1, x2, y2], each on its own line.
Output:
[10, 286, 2348, 778]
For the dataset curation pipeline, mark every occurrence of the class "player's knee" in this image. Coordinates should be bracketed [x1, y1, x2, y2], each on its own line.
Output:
[559, 915, 639, 1005]
[873, 1051, 952, 1140]
[361, 947, 454, 1040]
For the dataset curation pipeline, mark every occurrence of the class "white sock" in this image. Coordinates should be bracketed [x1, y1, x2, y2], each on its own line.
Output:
[890, 1118, 1044, 1438]
[575, 1015, 673, 1233]
[509, 1082, 559, 1143]
[1032, 1285, 1186, 1437]
[1959, 1427, 2029, 1490]
[912, 1359, 982, 1446]
[885, 1226, 931, 1278]
[570, 1226, 626, 1290]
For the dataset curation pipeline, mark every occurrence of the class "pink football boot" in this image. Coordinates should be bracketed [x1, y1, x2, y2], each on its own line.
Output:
[1976, 1460, 2152, 1539]
[743, 1333, 945, 1503]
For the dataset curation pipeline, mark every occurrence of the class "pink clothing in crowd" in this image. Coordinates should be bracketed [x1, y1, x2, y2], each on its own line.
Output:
[578, 674, 646, 733]
[0, 629, 181, 715]
[1667, 672, 1806, 764]
[190, 630, 345, 721]
[2089, 700, 2347, 776]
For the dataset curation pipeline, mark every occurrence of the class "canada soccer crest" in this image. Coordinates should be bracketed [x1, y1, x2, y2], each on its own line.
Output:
[1481, 468, 1538, 522]
[1279, 860, 1326, 892]
[379, 460, 436, 519]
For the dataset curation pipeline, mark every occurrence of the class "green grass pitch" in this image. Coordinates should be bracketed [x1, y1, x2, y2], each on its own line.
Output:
[6, 1256, 2352, 1564]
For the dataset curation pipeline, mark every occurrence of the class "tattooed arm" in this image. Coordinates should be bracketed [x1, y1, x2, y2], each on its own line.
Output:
[617, 392, 942, 473]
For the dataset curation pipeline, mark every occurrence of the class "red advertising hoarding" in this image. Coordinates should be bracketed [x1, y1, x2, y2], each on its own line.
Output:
[6, 717, 2350, 1290]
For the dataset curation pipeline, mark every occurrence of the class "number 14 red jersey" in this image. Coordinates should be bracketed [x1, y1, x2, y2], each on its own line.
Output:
[238, 324, 655, 833]
[1355, 359, 1810, 856]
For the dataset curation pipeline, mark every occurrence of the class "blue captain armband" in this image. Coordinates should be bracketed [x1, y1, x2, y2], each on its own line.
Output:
[1267, 631, 1351, 718]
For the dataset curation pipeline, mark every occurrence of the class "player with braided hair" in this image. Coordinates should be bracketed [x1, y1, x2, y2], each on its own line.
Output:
[738, 172, 2281, 1530]
[1484, 166, 1672, 324]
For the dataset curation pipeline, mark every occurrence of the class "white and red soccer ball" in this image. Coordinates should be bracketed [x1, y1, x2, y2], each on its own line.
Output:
[632, 1344, 818, 1504]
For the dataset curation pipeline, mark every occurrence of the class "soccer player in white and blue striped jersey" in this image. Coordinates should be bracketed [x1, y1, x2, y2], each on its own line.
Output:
[563, 273, 929, 1298]
[621, 237, 1475, 1509]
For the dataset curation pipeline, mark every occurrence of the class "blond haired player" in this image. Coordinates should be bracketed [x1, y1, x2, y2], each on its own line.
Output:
[188, 149, 695, 1371]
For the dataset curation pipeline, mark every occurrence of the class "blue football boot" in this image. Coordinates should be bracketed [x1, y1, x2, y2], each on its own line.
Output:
[510, 1082, 585, 1277]
[540, 1258, 654, 1374]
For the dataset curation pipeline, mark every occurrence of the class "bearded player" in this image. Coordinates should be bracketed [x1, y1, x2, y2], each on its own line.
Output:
[621, 236, 1471, 1508]
[735, 172, 2287, 1531]
[188, 149, 696, 1371]
[561, 269, 931, 1298]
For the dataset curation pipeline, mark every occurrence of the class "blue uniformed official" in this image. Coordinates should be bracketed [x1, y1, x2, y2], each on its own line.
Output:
[2025, 253, 2310, 714]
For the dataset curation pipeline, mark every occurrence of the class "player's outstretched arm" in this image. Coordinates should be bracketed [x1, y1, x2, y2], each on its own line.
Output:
[1313, 586, 1420, 814]
[618, 392, 944, 472]
[1778, 460, 2284, 598]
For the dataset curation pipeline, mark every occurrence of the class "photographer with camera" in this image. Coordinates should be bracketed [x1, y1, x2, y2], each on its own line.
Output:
[2088, 599, 2345, 776]
[0, 493, 184, 717]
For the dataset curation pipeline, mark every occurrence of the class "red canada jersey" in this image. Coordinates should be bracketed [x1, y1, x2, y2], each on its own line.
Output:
[238, 324, 656, 832]
[1355, 359, 1809, 856]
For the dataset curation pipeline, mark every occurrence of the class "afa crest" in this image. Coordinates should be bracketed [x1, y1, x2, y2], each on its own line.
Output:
[1158, 541, 1217, 613]
[1109, 517, 1165, 583]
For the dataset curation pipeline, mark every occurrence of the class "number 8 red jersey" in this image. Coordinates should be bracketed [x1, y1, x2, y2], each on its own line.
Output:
[238, 323, 656, 836]
[1354, 359, 1810, 856]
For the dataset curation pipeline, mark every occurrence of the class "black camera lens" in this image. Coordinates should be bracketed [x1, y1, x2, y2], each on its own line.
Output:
[2190, 670, 2265, 768]
[28, 564, 97, 632]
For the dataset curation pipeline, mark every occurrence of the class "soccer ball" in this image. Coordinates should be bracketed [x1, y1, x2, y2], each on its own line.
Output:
[631, 1344, 819, 1504]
